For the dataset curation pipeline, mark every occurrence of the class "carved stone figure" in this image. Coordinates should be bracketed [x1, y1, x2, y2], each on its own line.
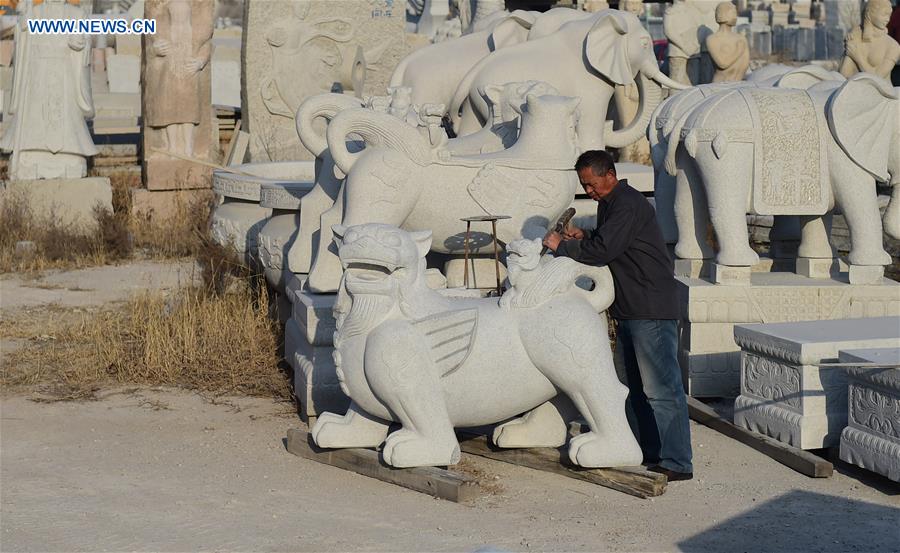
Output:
[390, 9, 587, 117]
[664, 0, 718, 86]
[242, 0, 407, 161]
[663, 74, 900, 279]
[451, 10, 688, 153]
[0, 0, 97, 179]
[838, 0, 900, 81]
[144, 0, 213, 159]
[310, 224, 641, 468]
[649, 65, 846, 250]
[707, 2, 749, 83]
[305, 94, 582, 293]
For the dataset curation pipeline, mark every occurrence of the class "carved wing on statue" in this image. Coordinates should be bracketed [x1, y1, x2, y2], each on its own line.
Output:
[412, 308, 478, 377]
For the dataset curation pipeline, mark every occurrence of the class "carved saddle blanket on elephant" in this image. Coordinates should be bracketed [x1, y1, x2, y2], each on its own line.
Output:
[686, 88, 831, 216]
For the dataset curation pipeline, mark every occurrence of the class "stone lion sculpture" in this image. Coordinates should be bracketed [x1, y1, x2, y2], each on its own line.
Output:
[310, 223, 642, 469]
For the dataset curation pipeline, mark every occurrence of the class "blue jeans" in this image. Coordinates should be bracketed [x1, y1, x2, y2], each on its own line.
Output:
[614, 319, 693, 473]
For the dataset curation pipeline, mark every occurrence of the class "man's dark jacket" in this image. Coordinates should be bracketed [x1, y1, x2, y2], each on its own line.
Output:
[555, 180, 679, 320]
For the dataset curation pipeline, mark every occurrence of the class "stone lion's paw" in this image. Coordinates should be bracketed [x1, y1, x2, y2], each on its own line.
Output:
[568, 431, 642, 468]
[382, 429, 460, 468]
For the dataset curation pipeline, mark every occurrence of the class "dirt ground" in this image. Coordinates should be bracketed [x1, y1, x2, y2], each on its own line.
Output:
[1, 262, 898, 552]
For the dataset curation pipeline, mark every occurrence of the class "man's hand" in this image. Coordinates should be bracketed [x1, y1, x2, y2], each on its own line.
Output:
[563, 224, 584, 240]
[542, 231, 563, 252]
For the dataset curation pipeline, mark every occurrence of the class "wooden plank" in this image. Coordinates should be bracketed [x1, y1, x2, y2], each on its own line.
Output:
[457, 433, 666, 499]
[285, 428, 481, 503]
[687, 397, 833, 478]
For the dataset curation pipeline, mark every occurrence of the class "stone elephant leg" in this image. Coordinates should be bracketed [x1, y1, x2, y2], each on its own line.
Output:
[365, 320, 460, 468]
[310, 401, 391, 448]
[653, 165, 679, 246]
[797, 213, 835, 259]
[695, 142, 759, 266]
[673, 149, 715, 260]
[829, 153, 892, 266]
[527, 318, 642, 468]
[492, 395, 578, 448]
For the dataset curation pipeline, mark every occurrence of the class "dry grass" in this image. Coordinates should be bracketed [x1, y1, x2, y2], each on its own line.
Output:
[1, 278, 291, 402]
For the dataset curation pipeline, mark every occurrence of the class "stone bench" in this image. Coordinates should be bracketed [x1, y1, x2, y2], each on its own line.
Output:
[733, 317, 900, 449]
[838, 348, 900, 482]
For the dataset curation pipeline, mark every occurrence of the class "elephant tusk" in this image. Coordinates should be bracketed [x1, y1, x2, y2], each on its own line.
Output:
[652, 71, 692, 91]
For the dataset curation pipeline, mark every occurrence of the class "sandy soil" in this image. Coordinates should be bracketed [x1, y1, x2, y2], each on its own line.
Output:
[1, 261, 897, 552]
[1, 390, 897, 553]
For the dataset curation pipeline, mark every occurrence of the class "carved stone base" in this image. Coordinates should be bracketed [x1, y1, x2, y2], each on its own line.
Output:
[711, 264, 751, 286]
[291, 290, 337, 346]
[733, 318, 900, 449]
[677, 274, 900, 398]
[796, 257, 838, 279]
[285, 318, 348, 420]
[144, 157, 214, 191]
[848, 265, 885, 285]
[674, 258, 712, 279]
[838, 348, 900, 482]
[1, 177, 112, 231]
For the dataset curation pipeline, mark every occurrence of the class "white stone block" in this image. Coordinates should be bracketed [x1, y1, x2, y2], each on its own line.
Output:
[292, 290, 337, 347]
[285, 318, 349, 419]
[733, 318, 900, 449]
[711, 264, 752, 286]
[106, 54, 140, 94]
[212, 59, 240, 109]
[1, 178, 113, 231]
[795, 257, 837, 279]
[839, 348, 900, 482]
[678, 348, 742, 397]
[848, 265, 885, 285]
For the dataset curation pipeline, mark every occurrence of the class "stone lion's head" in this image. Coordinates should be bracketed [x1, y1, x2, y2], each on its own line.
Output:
[332, 223, 431, 297]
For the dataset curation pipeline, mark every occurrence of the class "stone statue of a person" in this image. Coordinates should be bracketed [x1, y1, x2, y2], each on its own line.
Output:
[839, 0, 900, 80]
[0, 0, 98, 180]
[664, 0, 718, 85]
[707, 2, 749, 82]
[143, 0, 214, 158]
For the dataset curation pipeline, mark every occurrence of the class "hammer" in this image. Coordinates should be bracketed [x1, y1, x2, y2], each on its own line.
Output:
[540, 207, 577, 255]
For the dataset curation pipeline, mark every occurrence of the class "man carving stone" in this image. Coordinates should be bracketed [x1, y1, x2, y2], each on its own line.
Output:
[143, 0, 213, 158]
[543, 150, 694, 481]
[839, 0, 900, 81]
[0, 0, 97, 179]
[707, 1, 749, 82]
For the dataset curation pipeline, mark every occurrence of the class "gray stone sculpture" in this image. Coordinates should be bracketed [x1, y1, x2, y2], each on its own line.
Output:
[662, 74, 900, 281]
[706, 2, 749, 83]
[310, 224, 641, 468]
[450, 9, 688, 152]
[305, 93, 582, 293]
[0, 0, 97, 179]
[664, 0, 718, 86]
[839, 0, 900, 81]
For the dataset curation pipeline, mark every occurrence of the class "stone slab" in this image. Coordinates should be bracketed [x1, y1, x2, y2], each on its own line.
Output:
[1, 178, 112, 231]
[143, 158, 214, 191]
[838, 347, 900, 481]
[106, 54, 140, 94]
[292, 290, 337, 347]
[733, 318, 900, 449]
[795, 257, 838, 279]
[212, 59, 240, 109]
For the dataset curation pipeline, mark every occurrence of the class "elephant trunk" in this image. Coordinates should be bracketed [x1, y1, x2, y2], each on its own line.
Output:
[605, 72, 661, 149]
[326, 108, 433, 175]
[884, 181, 900, 240]
[295, 93, 365, 158]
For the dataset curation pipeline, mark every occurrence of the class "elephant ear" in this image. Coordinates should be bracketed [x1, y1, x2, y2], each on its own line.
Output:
[827, 74, 898, 183]
[585, 10, 634, 86]
[489, 10, 536, 50]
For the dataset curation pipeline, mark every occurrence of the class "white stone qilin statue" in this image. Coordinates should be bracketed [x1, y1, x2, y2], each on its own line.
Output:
[310, 224, 641, 468]
[0, 0, 98, 179]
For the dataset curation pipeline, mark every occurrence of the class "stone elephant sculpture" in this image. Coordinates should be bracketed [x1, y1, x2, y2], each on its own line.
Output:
[663, 74, 900, 272]
[649, 64, 847, 252]
[310, 223, 641, 468]
[305, 94, 582, 293]
[449, 9, 688, 152]
[389, 8, 585, 113]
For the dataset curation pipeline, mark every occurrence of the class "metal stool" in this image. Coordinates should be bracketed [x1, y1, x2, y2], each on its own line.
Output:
[460, 214, 510, 296]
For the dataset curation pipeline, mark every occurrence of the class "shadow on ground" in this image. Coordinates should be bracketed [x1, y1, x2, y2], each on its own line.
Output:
[678, 490, 900, 552]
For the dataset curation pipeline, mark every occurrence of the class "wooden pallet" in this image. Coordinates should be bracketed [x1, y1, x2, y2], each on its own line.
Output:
[687, 397, 833, 478]
[285, 428, 481, 503]
[457, 433, 666, 499]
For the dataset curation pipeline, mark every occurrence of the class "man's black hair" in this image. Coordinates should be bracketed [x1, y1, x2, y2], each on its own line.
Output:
[575, 150, 616, 176]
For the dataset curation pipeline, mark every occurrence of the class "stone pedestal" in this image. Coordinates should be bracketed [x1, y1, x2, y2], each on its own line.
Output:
[241, 0, 408, 162]
[733, 318, 900, 449]
[257, 180, 315, 293]
[677, 273, 900, 398]
[839, 348, 900, 482]
[1, 178, 112, 231]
